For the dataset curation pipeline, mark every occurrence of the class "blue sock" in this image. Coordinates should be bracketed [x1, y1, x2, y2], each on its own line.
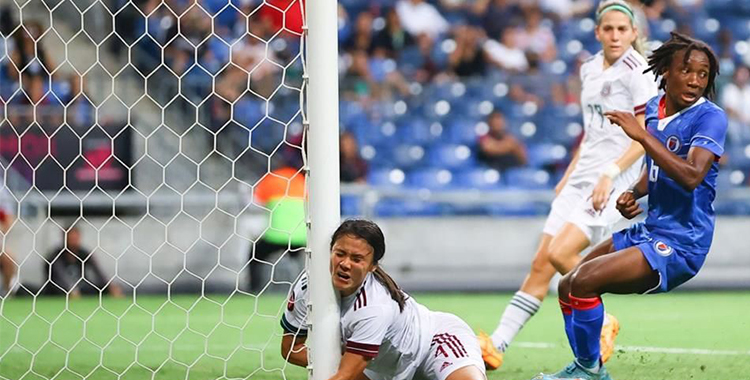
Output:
[570, 294, 604, 370]
[559, 298, 577, 357]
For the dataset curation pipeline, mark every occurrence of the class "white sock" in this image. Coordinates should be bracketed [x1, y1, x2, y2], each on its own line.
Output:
[490, 291, 542, 351]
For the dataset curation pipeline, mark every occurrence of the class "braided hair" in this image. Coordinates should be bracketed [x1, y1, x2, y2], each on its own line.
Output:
[645, 32, 720, 100]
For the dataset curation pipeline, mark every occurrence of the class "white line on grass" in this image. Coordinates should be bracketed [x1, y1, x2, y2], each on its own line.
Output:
[514, 342, 750, 356]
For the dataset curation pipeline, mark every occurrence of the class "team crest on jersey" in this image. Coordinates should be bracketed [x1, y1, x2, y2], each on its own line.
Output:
[601, 82, 612, 97]
[666, 135, 681, 152]
[440, 361, 453, 372]
[654, 241, 673, 257]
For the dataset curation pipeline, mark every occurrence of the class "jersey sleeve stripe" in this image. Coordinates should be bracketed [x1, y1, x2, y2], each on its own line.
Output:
[623, 59, 634, 70]
[634, 103, 647, 115]
[346, 341, 380, 358]
[280, 315, 307, 335]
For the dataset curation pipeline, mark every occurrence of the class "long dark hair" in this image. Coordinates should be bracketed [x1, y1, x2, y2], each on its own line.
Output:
[645, 32, 719, 100]
[331, 219, 406, 312]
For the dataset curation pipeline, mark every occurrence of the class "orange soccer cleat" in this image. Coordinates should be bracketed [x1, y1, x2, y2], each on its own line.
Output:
[600, 313, 620, 363]
[478, 332, 504, 370]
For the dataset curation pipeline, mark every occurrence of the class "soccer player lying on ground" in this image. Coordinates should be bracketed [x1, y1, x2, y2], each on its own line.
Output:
[280, 219, 486, 380]
[534, 32, 726, 380]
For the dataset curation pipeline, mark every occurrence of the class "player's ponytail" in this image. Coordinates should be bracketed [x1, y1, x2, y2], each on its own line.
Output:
[331, 219, 407, 312]
[596, 0, 646, 56]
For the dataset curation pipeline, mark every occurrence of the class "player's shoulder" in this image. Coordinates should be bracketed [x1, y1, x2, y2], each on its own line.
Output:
[644, 94, 662, 117]
[347, 276, 398, 316]
[580, 52, 601, 75]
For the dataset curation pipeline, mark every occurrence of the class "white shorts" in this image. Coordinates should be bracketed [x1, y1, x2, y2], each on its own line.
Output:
[415, 312, 485, 380]
[542, 179, 630, 246]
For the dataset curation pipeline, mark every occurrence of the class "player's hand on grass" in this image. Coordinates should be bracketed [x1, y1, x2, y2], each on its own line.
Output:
[605, 111, 645, 141]
[70, 289, 81, 299]
[592, 176, 613, 212]
[616, 190, 642, 219]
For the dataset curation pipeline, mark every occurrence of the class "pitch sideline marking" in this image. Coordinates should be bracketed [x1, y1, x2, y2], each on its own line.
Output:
[514, 341, 750, 356]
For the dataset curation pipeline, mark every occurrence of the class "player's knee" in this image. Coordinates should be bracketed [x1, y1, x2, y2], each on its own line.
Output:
[558, 272, 573, 297]
[569, 264, 598, 296]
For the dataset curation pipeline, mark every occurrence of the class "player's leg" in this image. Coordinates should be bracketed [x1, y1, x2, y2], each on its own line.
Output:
[481, 233, 553, 368]
[428, 312, 487, 380]
[557, 246, 658, 376]
[547, 222, 590, 275]
[556, 238, 615, 357]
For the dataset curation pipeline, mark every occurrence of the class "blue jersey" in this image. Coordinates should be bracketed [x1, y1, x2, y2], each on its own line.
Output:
[642, 95, 727, 254]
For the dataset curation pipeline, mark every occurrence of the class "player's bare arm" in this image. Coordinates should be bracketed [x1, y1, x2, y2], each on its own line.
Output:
[281, 334, 308, 367]
[327, 352, 371, 380]
[605, 111, 716, 191]
[592, 113, 646, 211]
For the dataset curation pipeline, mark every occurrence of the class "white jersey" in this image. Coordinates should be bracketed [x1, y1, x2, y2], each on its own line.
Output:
[282, 272, 434, 379]
[568, 47, 658, 186]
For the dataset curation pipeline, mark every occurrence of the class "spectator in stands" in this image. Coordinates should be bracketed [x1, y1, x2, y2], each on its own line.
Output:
[515, 5, 557, 62]
[372, 8, 413, 58]
[43, 225, 123, 298]
[395, 0, 449, 40]
[448, 26, 487, 77]
[477, 111, 527, 172]
[479, 0, 523, 43]
[720, 65, 750, 144]
[343, 11, 374, 53]
[340, 131, 368, 183]
[484, 26, 529, 73]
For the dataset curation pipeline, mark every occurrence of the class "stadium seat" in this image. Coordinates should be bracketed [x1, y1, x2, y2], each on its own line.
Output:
[367, 168, 406, 188]
[428, 144, 476, 169]
[452, 167, 503, 190]
[526, 143, 568, 169]
[406, 168, 454, 190]
[503, 168, 553, 189]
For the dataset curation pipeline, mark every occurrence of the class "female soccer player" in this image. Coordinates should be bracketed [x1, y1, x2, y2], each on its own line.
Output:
[280, 219, 486, 380]
[535, 32, 725, 380]
[480, 0, 657, 369]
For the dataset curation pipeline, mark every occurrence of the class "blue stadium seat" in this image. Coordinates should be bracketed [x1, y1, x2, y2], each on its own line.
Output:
[452, 167, 503, 190]
[503, 168, 553, 189]
[445, 117, 481, 145]
[373, 199, 446, 217]
[526, 143, 568, 168]
[406, 168, 454, 190]
[367, 168, 406, 188]
[392, 144, 428, 169]
[428, 144, 476, 169]
[341, 194, 362, 216]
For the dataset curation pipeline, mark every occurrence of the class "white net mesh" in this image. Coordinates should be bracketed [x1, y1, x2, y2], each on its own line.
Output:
[0, 0, 309, 378]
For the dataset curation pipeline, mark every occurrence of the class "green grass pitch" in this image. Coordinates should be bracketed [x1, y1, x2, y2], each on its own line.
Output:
[1, 291, 749, 380]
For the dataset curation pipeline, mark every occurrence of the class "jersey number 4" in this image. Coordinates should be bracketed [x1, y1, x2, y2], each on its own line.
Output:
[649, 159, 660, 182]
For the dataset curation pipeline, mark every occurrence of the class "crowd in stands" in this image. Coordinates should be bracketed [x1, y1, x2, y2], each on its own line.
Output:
[3, 0, 750, 208]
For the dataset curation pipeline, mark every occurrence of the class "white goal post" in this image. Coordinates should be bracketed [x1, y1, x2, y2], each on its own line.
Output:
[305, 0, 342, 378]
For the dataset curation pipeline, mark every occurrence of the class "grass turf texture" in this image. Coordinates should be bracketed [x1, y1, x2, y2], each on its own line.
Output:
[1, 292, 749, 380]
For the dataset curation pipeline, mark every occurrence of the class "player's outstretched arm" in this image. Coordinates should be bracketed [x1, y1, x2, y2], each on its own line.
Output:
[605, 111, 715, 191]
[281, 334, 308, 367]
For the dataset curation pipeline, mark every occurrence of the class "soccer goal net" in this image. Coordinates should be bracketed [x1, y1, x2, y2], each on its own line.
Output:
[0, 0, 339, 378]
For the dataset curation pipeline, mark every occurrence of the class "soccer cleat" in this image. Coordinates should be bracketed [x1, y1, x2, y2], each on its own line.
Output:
[600, 313, 620, 363]
[533, 360, 613, 380]
[477, 332, 503, 370]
